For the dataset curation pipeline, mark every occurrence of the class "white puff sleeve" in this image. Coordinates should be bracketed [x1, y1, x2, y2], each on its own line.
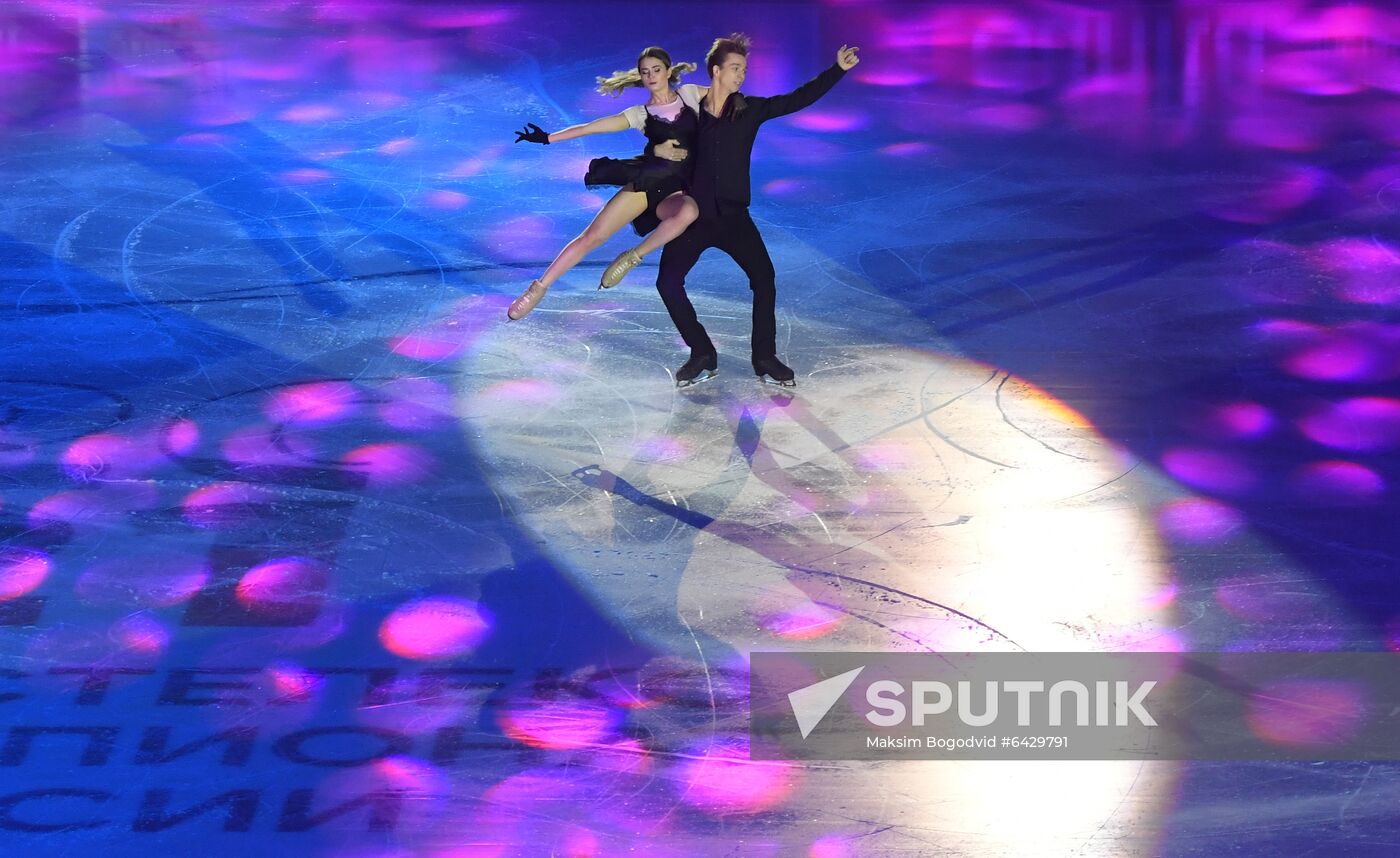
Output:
[678, 83, 703, 113]
[621, 104, 648, 131]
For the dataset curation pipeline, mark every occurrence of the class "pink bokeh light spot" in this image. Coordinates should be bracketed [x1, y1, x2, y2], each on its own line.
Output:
[1312, 237, 1400, 304]
[379, 597, 492, 661]
[968, 102, 1046, 131]
[279, 167, 334, 185]
[1289, 461, 1385, 505]
[1156, 497, 1245, 544]
[423, 189, 470, 210]
[856, 68, 930, 87]
[413, 7, 516, 28]
[1161, 448, 1258, 494]
[810, 836, 856, 858]
[486, 215, 558, 263]
[111, 613, 171, 655]
[786, 110, 869, 133]
[377, 136, 415, 155]
[236, 558, 329, 611]
[855, 440, 918, 471]
[759, 602, 844, 641]
[376, 377, 456, 430]
[1192, 401, 1275, 440]
[162, 418, 200, 456]
[0, 548, 50, 600]
[355, 675, 471, 735]
[880, 141, 936, 158]
[1267, 322, 1400, 383]
[278, 103, 341, 123]
[341, 443, 435, 487]
[673, 738, 796, 815]
[63, 432, 166, 480]
[632, 434, 687, 463]
[1299, 397, 1400, 451]
[265, 662, 325, 704]
[498, 692, 622, 751]
[28, 483, 160, 531]
[265, 381, 360, 426]
[1204, 164, 1325, 225]
[762, 178, 806, 197]
[387, 297, 500, 361]
[222, 424, 319, 468]
[1247, 680, 1368, 747]
[483, 378, 561, 407]
[182, 481, 277, 529]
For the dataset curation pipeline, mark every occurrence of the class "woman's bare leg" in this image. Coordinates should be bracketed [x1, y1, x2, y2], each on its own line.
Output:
[597, 193, 700, 290]
[538, 188, 648, 288]
[633, 192, 699, 258]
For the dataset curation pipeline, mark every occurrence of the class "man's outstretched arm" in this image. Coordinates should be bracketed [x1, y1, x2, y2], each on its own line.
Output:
[756, 44, 861, 122]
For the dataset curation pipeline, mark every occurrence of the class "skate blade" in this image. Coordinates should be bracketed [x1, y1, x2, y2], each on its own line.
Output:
[756, 374, 796, 388]
[676, 369, 718, 389]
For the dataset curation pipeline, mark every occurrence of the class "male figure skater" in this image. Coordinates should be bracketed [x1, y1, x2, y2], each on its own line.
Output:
[655, 35, 860, 387]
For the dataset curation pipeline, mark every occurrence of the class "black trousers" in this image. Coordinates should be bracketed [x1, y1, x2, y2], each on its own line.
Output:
[655, 209, 777, 362]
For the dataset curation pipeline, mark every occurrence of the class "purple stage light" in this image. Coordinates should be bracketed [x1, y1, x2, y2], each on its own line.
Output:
[278, 166, 335, 184]
[1187, 401, 1275, 441]
[0, 547, 50, 600]
[222, 423, 320, 468]
[1246, 680, 1368, 747]
[28, 483, 161, 532]
[1266, 323, 1400, 383]
[182, 481, 278, 529]
[161, 418, 201, 455]
[110, 612, 171, 655]
[759, 602, 844, 641]
[422, 189, 470, 210]
[1313, 237, 1400, 305]
[236, 557, 329, 612]
[1157, 498, 1246, 544]
[1203, 164, 1326, 225]
[1289, 461, 1385, 505]
[497, 690, 623, 751]
[376, 377, 456, 431]
[62, 432, 168, 481]
[967, 102, 1046, 132]
[340, 442, 435, 486]
[672, 737, 796, 815]
[379, 596, 492, 661]
[1299, 397, 1400, 452]
[277, 103, 341, 123]
[388, 297, 500, 361]
[265, 381, 360, 426]
[1161, 447, 1258, 495]
[1215, 574, 1330, 623]
[786, 110, 870, 133]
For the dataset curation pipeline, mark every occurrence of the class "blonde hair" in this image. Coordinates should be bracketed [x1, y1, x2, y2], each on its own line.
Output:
[596, 46, 697, 96]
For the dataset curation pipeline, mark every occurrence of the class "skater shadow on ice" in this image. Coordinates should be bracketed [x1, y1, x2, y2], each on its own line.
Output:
[459, 289, 1190, 662]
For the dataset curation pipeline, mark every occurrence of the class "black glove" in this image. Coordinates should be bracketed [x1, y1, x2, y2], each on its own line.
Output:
[514, 123, 550, 144]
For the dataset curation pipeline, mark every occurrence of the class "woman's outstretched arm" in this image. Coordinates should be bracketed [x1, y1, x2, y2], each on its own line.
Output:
[546, 113, 631, 143]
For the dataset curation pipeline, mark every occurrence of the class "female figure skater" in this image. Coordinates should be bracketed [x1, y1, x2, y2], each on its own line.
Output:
[508, 47, 705, 320]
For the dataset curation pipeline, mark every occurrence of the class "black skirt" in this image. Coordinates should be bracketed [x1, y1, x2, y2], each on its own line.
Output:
[584, 155, 689, 236]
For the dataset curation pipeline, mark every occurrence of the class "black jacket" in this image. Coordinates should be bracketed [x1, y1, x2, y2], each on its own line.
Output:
[690, 63, 848, 216]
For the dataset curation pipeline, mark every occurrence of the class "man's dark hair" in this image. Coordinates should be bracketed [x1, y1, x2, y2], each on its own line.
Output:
[705, 32, 751, 79]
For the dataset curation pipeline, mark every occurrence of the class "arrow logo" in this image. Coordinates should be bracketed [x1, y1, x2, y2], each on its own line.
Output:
[788, 666, 865, 739]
